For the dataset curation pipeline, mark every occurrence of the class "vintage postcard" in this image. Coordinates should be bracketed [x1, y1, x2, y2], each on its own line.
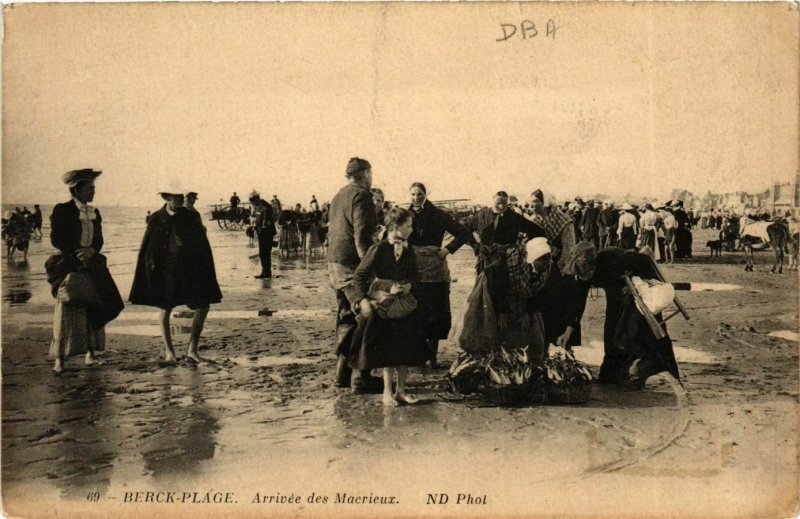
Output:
[2, 2, 798, 518]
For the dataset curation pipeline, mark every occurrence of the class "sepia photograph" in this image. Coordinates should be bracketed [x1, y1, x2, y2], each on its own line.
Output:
[1, 2, 799, 517]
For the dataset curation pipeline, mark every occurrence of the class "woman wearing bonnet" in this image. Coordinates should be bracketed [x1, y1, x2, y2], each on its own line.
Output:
[46, 169, 124, 374]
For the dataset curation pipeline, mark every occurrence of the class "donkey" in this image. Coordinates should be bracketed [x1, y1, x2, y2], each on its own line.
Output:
[740, 219, 791, 273]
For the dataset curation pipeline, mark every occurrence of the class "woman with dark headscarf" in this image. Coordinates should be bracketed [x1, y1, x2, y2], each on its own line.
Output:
[407, 182, 472, 368]
[46, 169, 124, 374]
[130, 186, 222, 364]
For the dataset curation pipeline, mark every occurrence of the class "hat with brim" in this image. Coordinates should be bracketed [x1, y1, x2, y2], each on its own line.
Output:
[525, 237, 551, 264]
[157, 180, 189, 197]
[186, 192, 198, 198]
[62, 168, 102, 188]
[620, 202, 633, 211]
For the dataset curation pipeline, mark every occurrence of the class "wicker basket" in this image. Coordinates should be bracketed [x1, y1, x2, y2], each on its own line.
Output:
[527, 378, 548, 406]
[447, 370, 483, 395]
[547, 381, 592, 405]
[485, 382, 532, 406]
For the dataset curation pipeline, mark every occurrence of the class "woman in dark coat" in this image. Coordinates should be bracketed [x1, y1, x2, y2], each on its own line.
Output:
[348, 207, 429, 406]
[130, 189, 222, 364]
[407, 182, 472, 368]
[46, 169, 124, 374]
[561, 244, 680, 389]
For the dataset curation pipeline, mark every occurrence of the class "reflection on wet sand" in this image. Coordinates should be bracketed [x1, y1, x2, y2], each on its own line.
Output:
[141, 386, 219, 480]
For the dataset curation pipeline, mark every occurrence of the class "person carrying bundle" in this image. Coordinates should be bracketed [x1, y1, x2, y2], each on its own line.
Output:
[560, 243, 680, 389]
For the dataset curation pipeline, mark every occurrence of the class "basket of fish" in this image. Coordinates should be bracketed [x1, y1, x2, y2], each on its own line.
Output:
[446, 353, 484, 395]
[484, 346, 538, 407]
[545, 346, 593, 405]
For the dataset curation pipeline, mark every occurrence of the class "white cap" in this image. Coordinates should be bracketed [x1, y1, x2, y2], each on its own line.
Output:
[525, 237, 551, 264]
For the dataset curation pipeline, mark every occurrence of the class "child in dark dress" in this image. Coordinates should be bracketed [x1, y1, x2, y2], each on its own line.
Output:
[349, 207, 429, 406]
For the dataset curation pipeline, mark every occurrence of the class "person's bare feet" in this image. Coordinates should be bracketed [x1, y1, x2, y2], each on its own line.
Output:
[85, 353, 104, 366]
[164, 351, 178, 364]
[186, 352, 203, 364]
[395, 392, 419, 405]
[382, 394, 399, 407]
[52, 360, 63, 375]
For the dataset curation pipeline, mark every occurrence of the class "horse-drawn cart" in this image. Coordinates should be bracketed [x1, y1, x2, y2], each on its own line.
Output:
[209, 203, 252, 230]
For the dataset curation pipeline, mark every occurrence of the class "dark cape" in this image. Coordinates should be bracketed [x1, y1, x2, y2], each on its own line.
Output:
[129, 206, 222, 309]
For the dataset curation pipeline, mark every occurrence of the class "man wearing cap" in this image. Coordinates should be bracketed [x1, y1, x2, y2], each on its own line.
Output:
[250, 192, 277, 279]
[184, 192, 203, 226]
[328, 157, 380, 391]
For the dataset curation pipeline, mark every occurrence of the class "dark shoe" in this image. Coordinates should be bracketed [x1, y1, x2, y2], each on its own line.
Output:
[335, 355, 352, 388]
[254, 273, 272, 279]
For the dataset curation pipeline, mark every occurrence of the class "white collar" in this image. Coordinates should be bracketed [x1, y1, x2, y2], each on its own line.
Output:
[166, 206, 176, 216]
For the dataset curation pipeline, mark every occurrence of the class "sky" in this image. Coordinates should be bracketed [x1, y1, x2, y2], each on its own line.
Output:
[2, 2, 798, 208]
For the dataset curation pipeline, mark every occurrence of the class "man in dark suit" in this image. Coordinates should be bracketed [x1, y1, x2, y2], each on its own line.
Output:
[327, 157, 380, 391]
[251, 192, 277, 279]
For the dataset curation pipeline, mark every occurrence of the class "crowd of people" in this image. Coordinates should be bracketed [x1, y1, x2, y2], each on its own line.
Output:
[30, 164, 797, 410]
[324, 158, 684, 405]
[2, 205, 43, 261]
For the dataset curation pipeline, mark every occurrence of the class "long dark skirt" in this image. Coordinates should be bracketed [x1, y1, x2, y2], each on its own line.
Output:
[619, 227, 637, 250]
[675, 228, 693, 259]
[413, 282, 452, 341]
[599, 289, 680, 387]
[348, 311, 429, 370]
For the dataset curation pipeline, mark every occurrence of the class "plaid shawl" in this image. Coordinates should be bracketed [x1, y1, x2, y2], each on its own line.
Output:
[542, 209, 573, 243]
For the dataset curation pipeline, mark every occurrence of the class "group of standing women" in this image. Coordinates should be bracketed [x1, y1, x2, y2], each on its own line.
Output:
[46, 169, 222, 374]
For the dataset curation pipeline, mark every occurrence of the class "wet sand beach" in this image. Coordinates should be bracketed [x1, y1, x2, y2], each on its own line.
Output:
[2, 216, 798, 518]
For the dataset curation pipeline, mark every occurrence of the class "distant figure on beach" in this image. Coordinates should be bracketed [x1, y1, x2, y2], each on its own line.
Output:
[278, 206, 301, 256]
[185, 191, 198, 211]
[230, 192, 240, 209]
[145, 210, 152, 224]
[327, 157, 380, 392]
[45, 169, 124, 374]
[3, 209, 32, 261]
[250, 192, 276, 278]
[184, 191, 206, 231]
[30, 204, 43, 239]
[130, 185, 222, 365]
